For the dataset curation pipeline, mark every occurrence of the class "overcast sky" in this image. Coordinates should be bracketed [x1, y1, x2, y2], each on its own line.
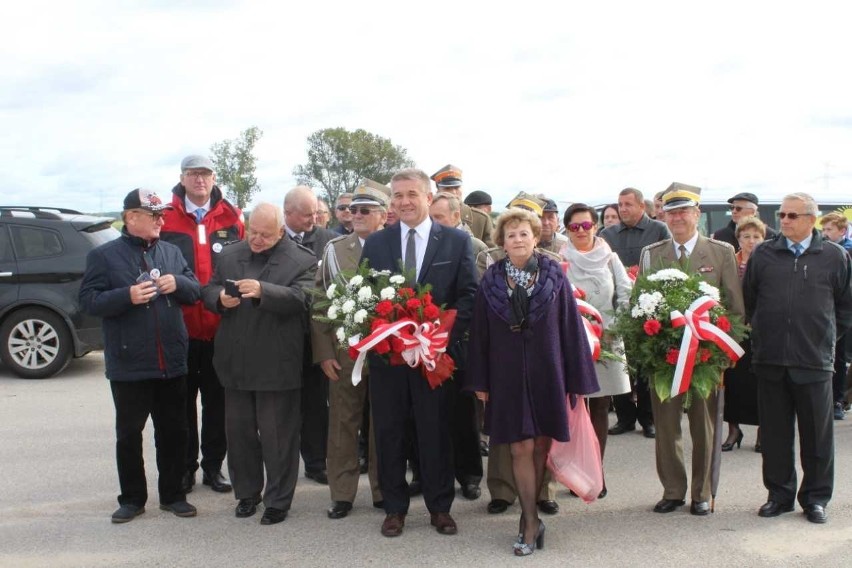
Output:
[2, 1, 851, 213]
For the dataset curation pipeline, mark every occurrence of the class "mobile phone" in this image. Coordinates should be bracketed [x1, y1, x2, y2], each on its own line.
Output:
[224, 279, 240, 298]
[136, 271, 160, 299]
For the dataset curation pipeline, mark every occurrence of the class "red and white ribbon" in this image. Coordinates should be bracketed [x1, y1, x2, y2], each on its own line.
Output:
[349, 318, 450, 386]
[575, 297, 603, 361]
[668, 296, 745, 398]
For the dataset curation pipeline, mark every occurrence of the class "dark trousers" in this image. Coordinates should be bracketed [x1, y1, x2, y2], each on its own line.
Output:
[448, 372, 483, 486]
[613, 371, 653, 428]
[756, 365, 834, 507]
[110, 377, 188, 507]
[370, 365, 454, 514]
[185, 340, 226, 474]
[225, 388, 301, 510]
[300, 362, 328, 474]
[832, 339, 849, 404]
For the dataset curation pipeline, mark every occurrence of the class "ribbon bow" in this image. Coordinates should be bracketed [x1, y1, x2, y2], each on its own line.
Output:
[573, 286, 603, 361]
[668, 296, 745, 398]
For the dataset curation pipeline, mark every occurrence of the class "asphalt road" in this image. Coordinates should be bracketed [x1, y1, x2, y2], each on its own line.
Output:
[2, 354, 851, 568]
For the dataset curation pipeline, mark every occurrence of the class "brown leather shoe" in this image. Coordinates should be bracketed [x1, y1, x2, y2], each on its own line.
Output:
[380, 513, 405, 537]
[430, 512, 458, 535]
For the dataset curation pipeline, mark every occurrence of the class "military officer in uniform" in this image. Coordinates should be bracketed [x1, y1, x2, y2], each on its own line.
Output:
[313, 180, 389, 519]
[639, 183, 744, 516]
[431, 164, 494, 246]
[479, 192, 562, 515]
[464, 190, 493, 215]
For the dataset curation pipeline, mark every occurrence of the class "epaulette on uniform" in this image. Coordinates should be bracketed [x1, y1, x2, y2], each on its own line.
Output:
[326, 234, 349, 247]
[470, 207, 490, 223]
[706, 237, 735, 253]
[641, 240, 668, 255]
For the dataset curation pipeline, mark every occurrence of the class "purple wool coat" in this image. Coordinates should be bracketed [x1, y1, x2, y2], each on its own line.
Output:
[465, 253, 600, 444]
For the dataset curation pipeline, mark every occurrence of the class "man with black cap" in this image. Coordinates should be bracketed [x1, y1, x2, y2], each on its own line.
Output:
[79, 188, 201, 523]
[639, 183, 744, 517]
[464, 190, 493, 215]
[161, 155, 244, 495]
[712, 192, 777, 251]
[431, 164, 494, 246]
[313, 180, 388, 519]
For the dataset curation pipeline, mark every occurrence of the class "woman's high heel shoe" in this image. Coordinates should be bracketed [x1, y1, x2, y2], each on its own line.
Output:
[514, 520, 545, 556]
[721, 430, 744, 452]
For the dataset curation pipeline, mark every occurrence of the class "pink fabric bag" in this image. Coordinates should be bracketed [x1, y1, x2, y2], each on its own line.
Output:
[546, 396, 603, 503]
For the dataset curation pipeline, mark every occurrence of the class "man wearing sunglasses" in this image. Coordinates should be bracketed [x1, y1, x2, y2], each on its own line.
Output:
[80, 188, 202, 523]
[744, 192, 852, 524]
[712, 192, 777, 251]
[313, 180, 390, 520]
[333, 193, 354, 235]
[640, 183, 744, 517]
[161, 155, 245, 496]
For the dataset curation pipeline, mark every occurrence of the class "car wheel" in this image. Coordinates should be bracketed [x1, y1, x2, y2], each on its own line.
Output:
[0, 308, 72, 379]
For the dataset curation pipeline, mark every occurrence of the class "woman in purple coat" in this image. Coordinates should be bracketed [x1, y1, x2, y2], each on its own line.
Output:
[466, 208, 599, 556]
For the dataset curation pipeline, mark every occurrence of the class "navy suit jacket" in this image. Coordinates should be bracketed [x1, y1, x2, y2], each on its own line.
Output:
[361, 220, 478, 346]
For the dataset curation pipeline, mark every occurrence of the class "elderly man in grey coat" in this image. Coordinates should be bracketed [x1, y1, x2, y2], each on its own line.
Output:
[202, 202, 317, 525]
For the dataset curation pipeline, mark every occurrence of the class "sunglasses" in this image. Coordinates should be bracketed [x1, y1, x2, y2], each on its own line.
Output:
[348, 206, 377, 215]
[729, 205, 756, 212]
[136, 210, 166, 220]
[336, 205, 350, 211]
[568, 221, 595, 232]
[777, 212, 813, 220]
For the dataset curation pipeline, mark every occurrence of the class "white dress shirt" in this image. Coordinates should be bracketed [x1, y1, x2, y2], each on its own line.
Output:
[400, 217, 433, 280]
[672, 231, 700, 259]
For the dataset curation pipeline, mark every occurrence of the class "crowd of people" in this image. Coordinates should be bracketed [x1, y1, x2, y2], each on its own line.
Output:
[78, 158, 852, 556]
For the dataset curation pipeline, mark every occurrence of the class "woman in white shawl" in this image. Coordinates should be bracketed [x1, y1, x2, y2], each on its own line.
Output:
[559, 203, 633, 498]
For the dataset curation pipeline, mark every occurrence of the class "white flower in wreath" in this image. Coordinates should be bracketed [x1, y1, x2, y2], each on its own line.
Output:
[327, 304, 339, 319]
[698, 281, 720, 301]
[357, 286, 373, 302]
[326, 283, 337, 299]
[353, 309, 368, 324]
[389, 274, 405, 285]
[335, 327, 346, 343]
[380, 286, 396, 300]
[647, 268, 689, 282]
[349, 275, 364, 288]
[341, 299, 356, 314]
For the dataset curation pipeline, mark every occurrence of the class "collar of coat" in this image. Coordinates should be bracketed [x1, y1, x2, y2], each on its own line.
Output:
[766, 228, 825, 255]
[480, 252, 563, 328]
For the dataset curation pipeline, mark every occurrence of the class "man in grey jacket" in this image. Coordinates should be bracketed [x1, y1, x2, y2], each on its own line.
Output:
[202, 203, 317, 525]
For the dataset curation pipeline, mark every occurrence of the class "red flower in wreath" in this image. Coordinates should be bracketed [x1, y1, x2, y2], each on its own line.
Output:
[348, 346, 359, 360]
[666, 348, 680, 365]
[390, 337, 406, 353]
[699, 348, 712, 363]
[422, 292, 433, 305]
[398, 287, 416, 299]
[375, 300, 393, 317]
[371, 318, 389, 332]
[643, 319, 662, 336]
[423, 304, 441, 320]
[406, 298, 422, 311]
[715, 315, 731, 332]
[374, 339, 391, 355]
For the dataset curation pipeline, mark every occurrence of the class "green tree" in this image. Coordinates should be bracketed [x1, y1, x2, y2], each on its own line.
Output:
[210, 126, 263, 209]
[293, 127, 415, 207]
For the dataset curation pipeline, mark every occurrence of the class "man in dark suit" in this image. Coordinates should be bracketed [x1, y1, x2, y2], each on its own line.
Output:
[283, 186, 337, 485]
[361, 168, 478, 537]
[744, 192, 852, 524]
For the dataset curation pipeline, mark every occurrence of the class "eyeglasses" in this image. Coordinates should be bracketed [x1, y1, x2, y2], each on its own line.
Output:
[729, 205, 756, 212]
[336, 205, 350, 211]
[183, 170, 213, 179]
[777, 212, 813, 220]
[348, 206, 377, 215]
[135, 210, 165, 220]
[568, 221, 595, 232]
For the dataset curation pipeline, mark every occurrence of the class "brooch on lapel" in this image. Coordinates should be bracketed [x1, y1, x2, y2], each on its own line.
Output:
[698, 266, 714, 274]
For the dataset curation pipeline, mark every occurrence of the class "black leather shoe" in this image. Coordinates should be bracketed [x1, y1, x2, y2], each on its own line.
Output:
[111, 504, 144, 524]
[653, 498, 685, 513]
[260, 507, 288, 525]
[461, 484, 481, 500]
[373, 500, 384, 509]
[202, 469, 232, 493]
[181, 471, 195, 494]
[608, 422, 636, 435]
[804, 504, 827, 524]
[358, 456, 368, 474]
[408, 479, 422, 496]
[235, 496, 261, 518]
[159, 501, 197, 518]
[305, 470, 328, 485]
[690, 501, 710, 516]
[642, 425, 656, 439]
[487, 499, 510, 514]
[537, 500, 559, 515]
[327, 501, 353, 519]
[479, 439, 489, 457]
[758, 500, 794, 518]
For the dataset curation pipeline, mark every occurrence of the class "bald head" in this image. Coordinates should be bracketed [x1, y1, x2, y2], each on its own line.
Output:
[283, 185, 318, 233]
[248, 202, 284, 253]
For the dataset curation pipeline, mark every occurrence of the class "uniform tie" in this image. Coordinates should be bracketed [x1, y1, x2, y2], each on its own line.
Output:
[194, 208, 205, 224]
[792, 243, 804, 257]
[678, 244, 689, 270]
[404, 228, 417, 283]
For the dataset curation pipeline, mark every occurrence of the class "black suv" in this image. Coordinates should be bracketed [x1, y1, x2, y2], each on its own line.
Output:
[0, 207, 119, 378]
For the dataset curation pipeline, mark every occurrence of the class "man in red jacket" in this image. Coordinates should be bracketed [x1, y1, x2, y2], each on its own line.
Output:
[161, 155, 245, 494]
